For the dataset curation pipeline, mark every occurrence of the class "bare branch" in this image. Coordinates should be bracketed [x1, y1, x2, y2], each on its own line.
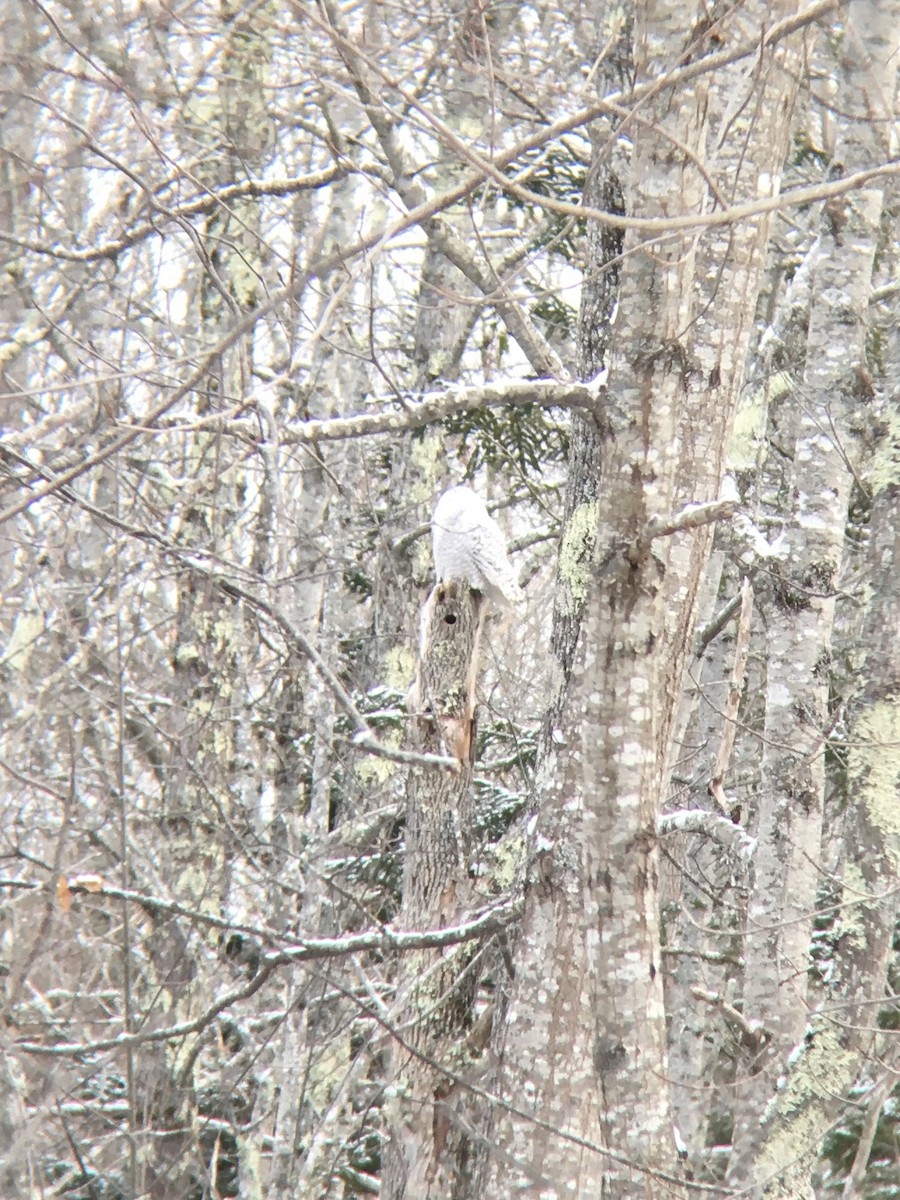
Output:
[0, 9, 866, 533]
[0, 450, 455, 772]
[310, 0, 895, 250]
[316, 0, 567, 377]
[695, 589, 747, 654]
[327, 0, 862, 247]
[645, 496, 738, 540]
[691, 987, 769, 1051]
[840, 1067, 899, 1200]
[215, 576, 460, 771]
[176, 378, 603, 445]
[662, 946, 743, 967]
[10, 899, 518, 1058]
[0, 168, 343, 264]
[5, 2, 843, 268]
[350, 731, 459, 772]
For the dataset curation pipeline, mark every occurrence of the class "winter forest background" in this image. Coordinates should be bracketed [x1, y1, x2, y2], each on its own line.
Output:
[1, 1, 899, 1197]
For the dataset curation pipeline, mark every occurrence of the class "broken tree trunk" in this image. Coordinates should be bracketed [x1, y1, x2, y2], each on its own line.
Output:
[382, 581, 487, 1200]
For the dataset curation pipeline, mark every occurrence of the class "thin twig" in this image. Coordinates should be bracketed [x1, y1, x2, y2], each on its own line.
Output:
[691, 986, 768, 1051]
[709, 577, 754, 814]
[696, 589, 747, 654]
[840, 1067, 898, 1200]
[11, 898, 518, 1058]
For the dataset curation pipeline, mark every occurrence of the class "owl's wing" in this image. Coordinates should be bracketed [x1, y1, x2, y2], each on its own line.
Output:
[431, 486, 521, 607]
[470, 517, 522, 608]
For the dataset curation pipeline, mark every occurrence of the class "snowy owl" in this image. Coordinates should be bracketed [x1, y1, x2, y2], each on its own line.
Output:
[431, 485, 522, 608]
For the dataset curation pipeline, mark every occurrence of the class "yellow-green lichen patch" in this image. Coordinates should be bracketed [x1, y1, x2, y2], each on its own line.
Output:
[866, 410, 900, 495]
[558, 501, 598, 611]
[356, 753, 395, 786]
[727, 388, 766, 471]
[211, 611, 237, 648]
[174, 642, 201, 669]
[768, 371, 794, 404]
[490, 834, 525, 890]
[849, 701, 900, 874]
[407, 436, 443, 506]
[210, 720, 233, 760]
[308, 1034, 351, 1109]
[228, 252, 261, 309]
[235, 1138, 263, 1200]
[4, 610, 43, 672]
[756, 1023, 856, 1188]
[384, 645, 416, 692]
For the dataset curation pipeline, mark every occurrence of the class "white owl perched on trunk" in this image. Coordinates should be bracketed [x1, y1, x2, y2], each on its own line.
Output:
[431, 485, 522, 608]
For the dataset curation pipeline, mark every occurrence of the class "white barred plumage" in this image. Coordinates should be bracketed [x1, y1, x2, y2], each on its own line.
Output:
[431, 485, 522, 608]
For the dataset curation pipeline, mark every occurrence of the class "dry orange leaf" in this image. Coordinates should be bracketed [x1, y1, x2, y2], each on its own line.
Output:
[57, 875, 72, 913]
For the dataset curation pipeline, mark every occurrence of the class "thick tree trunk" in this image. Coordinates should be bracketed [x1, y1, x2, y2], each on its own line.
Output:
[729, 1, 898, 1189]
[382, 582, 485, 1199]
[741, 383, 900, 1200]
[485, 4, 809, 1196]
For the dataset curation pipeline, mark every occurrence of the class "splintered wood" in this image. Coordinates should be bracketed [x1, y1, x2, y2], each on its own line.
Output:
[382, 583, 486, 1196]
[411, 580, 486, 770]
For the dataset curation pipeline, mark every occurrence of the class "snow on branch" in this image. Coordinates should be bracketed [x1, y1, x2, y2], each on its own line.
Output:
[200, 378, 605, 446]
[278, 379, 602, 446]
[658, 808, 756, 860]
[691, 987, 769, 1050]
[7, 882, 517, 1059]
[645, 495, 738, 540]
[0, 167, 343, 264]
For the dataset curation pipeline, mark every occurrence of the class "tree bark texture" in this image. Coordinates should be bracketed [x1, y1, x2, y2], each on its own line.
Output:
[730, 0, 899, 1190]
[383, 582, 485, 1199]
[486, 4, 810, 1196]
[4, 1, 900, 1196]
